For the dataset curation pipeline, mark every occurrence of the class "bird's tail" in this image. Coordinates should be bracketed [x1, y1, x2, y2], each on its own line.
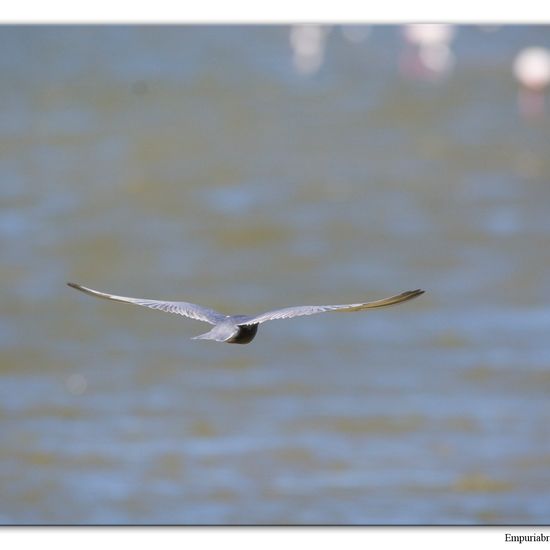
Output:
[192, 326, 237, 342]
[191, 331, 220, 342]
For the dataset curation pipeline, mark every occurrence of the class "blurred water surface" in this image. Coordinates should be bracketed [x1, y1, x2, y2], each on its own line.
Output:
[2, 25, 550, 524]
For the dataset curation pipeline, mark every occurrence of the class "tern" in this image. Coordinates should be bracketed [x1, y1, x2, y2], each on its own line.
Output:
[68, 282, 424, 345]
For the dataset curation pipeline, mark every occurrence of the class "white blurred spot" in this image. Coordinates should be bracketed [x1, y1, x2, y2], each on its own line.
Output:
[290, 25, 329, 75]
[400, 24, 456, 81]
[514, 47, 550, 91]
[341, 25, 370, 44]
[66, 373, 87, 395]
[403, 24, 455, 47]
[514, 47, 550, 120]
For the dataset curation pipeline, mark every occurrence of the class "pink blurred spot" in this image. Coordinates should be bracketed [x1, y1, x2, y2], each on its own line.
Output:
[514, 47, 550, 120]
[400, 24, 456, 81]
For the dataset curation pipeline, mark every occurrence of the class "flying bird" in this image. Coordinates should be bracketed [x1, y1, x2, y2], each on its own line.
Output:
[67, 282, 424, 345]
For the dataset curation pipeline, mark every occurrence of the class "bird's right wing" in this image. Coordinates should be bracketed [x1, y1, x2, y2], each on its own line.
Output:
[67, 282, 225, 325]
[240, 289, 424, 325]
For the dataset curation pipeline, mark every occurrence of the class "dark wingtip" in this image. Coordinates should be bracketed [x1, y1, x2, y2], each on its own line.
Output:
[405, 289, 425, 301]
[67, 282, 82, 291]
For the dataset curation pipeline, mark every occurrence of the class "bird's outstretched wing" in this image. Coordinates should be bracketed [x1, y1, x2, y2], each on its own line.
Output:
[67, 282, 225, 325]
[240, 289, 424, 325]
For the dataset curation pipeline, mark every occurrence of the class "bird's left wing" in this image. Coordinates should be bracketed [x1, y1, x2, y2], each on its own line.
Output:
[67, 282, 225, 325]
[239, 289, 424, 325]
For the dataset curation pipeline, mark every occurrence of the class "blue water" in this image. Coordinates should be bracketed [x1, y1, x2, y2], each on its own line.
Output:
[1, 25, 550, 524]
